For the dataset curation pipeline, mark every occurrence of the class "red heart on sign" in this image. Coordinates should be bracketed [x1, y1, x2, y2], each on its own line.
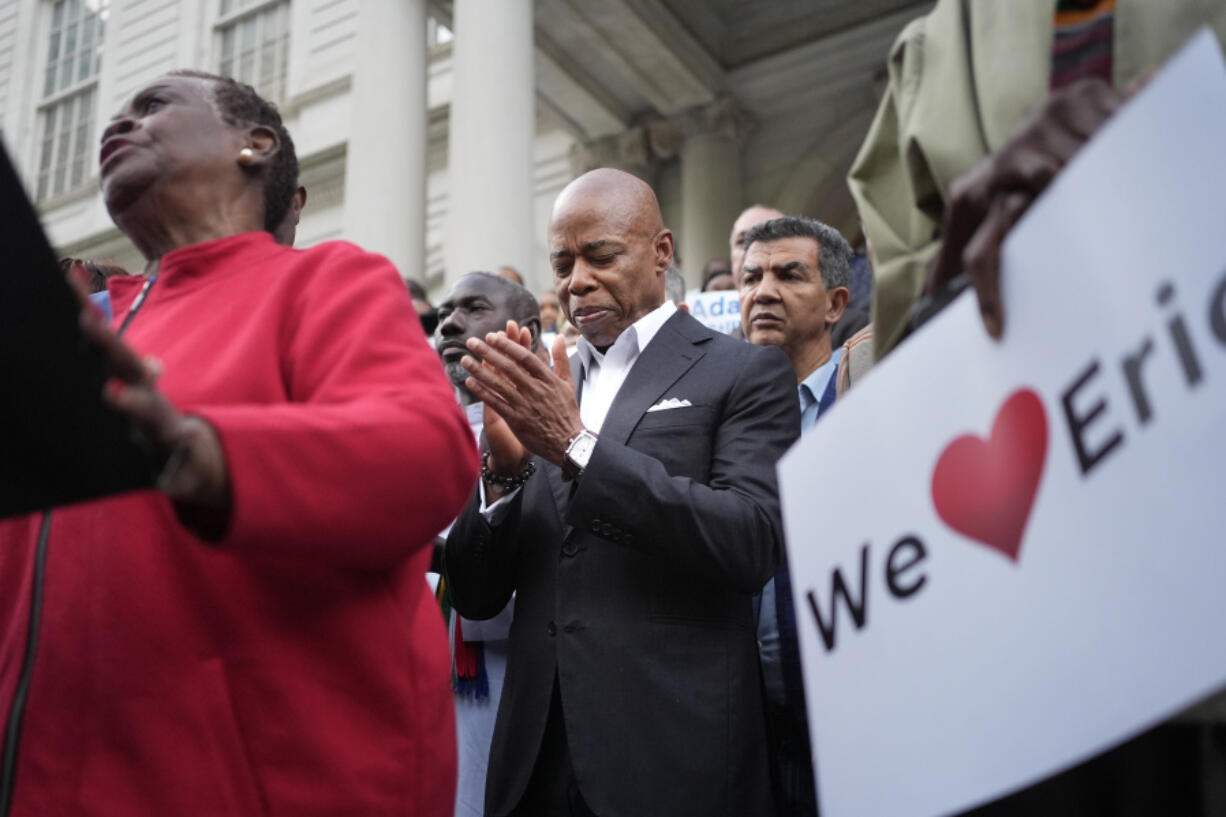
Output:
[931, 389, 1047, 562]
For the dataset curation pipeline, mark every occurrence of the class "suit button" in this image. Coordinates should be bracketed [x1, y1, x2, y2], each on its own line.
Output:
[562, 541, 578, 557]
[547, 621, 557, 637]
[591, 517, 602, 533]
[601, 522, 616, 538]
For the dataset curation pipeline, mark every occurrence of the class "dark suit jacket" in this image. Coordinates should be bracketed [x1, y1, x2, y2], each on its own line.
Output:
[446, 309, 800, 817]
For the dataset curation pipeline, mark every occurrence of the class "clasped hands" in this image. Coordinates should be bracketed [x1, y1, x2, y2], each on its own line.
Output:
[461, 321, 583, 495]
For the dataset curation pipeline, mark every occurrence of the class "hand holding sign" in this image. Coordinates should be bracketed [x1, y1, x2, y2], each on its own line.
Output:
[925, 80, 1125, 338]
[780, 31, 1226, 817]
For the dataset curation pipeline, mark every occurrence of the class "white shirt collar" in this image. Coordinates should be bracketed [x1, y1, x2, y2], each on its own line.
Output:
[575, 300, 677, 376]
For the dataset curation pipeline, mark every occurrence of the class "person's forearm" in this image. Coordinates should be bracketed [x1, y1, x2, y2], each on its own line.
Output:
[446, 491, 521, 620]
[566, 440, 784, 593]
[195, 395, 477, 568]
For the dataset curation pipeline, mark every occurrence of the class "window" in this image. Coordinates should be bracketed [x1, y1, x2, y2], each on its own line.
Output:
[427, 16, 452, 49]
[216, 0, 290, 104]
[35, 0, 107, 202]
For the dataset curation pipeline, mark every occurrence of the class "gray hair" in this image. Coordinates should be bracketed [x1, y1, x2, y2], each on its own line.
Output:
[665, 263, 686, 305]
[743, 216, 852, 290]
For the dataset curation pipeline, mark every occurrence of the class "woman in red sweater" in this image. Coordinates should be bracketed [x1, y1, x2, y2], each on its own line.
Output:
[0, 72, 476, 815]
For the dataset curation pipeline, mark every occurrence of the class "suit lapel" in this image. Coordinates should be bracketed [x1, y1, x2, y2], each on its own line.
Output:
[543, 458, 572, 534]
[597, 310, 709, 447]
[815, 365, 838, 420]
[545, 311, 709, 525]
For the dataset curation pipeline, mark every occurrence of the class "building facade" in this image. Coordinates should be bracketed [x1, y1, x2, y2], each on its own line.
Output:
[0, 0, 929, 297]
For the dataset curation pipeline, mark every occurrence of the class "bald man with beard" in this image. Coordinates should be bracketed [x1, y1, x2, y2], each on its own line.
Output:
[446, 169, 799, 817]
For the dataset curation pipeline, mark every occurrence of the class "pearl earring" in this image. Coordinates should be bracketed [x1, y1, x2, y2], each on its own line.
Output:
[238, 148, 255, 165]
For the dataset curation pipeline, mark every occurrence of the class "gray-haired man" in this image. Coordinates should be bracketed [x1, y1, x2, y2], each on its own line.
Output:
[739, 215, 853, 817]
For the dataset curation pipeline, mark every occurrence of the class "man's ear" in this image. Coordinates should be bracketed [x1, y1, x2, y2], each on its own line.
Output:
[654, 229, 675, 276]
[292, 185, 307, 218]
[244, 125, 280, 169]
[827, 286, 850, 328]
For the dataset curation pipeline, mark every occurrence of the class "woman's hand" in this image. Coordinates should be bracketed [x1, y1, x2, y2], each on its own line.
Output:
[77, 287, 232, 537]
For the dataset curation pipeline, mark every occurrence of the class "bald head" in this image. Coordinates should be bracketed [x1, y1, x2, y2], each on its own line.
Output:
[548, 168, 674, 350]
[731, 204, 784, 283]
[550, 168, 664, 237]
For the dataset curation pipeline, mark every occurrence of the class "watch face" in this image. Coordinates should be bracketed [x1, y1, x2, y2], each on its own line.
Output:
[572, 434, 596, 466]
[568, 431, 597, 471]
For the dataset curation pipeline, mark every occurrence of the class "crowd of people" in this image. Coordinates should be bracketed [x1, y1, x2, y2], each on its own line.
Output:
[2, 1, 1224, 816]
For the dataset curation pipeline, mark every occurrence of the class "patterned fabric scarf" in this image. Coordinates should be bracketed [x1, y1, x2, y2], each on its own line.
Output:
[435, 574, 489, 699]
[1051, 0, 1115, 89]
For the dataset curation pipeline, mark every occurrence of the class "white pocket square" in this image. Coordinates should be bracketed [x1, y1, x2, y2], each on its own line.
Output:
[647, 397, 692, 412]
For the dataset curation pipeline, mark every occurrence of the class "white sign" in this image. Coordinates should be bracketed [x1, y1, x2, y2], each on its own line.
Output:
[779, 31, 1226, 817]
[686, 289, 741, 334]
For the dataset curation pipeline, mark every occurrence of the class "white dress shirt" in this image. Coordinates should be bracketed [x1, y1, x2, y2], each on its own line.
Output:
[574, 300, 677, 433]
[480, 300, 677, 517]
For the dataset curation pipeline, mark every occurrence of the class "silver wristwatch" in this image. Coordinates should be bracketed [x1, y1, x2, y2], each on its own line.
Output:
[562, 428, 598, 481]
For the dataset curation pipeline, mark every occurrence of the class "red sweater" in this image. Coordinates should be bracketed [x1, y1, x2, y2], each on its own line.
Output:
[0, 232, 477, 816]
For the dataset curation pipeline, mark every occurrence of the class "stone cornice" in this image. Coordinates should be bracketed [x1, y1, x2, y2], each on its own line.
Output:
[647, 97, 751, 160]
[570, 96, 753, 177]
[568, 127, 653, 178]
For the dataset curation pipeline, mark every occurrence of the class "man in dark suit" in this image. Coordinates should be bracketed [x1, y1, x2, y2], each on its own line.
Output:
[447, 168, 800, 817]
[740, 215, 853, 817]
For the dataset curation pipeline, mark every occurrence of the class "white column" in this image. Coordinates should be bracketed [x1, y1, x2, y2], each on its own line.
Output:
[648, 99, 747, 288]
[679, 133, 742, 283]
[343, 0, 427, 279]
[445, 0, 536, 288]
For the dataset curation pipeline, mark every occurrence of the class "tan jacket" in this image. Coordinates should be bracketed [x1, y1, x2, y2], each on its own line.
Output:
[848, 0, 1226, 360]
[835, 324, 873, 398]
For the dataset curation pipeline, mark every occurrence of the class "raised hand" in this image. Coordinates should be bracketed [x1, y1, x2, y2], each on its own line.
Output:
[480, 320, 533, 478]
[462, 321, 583, 469]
